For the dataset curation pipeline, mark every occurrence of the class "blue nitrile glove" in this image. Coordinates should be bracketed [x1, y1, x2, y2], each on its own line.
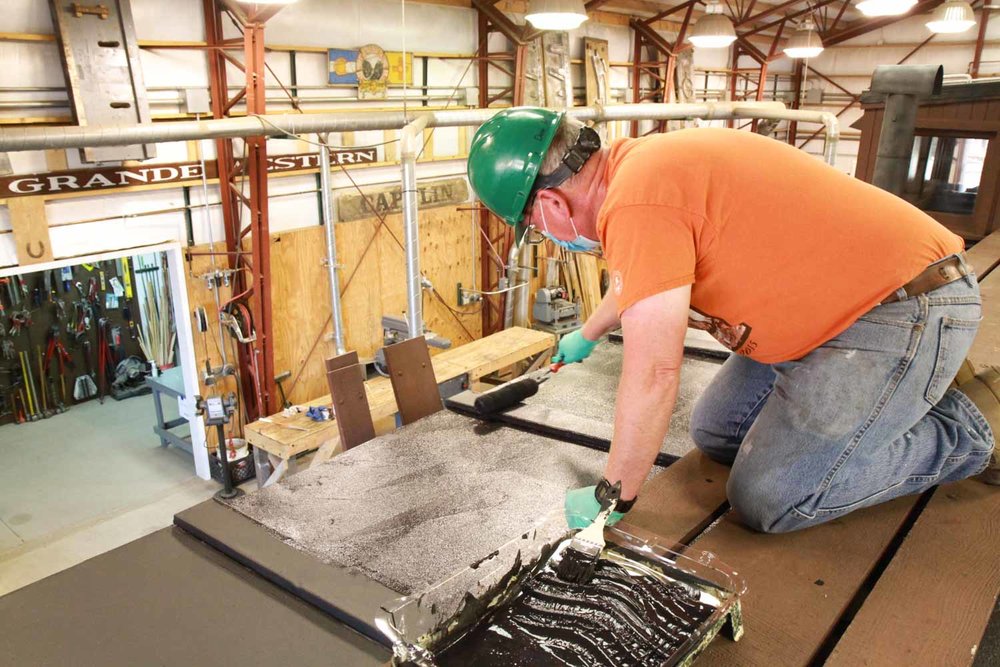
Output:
[553, 330, 599, 365]
[565, 486, 626, 530]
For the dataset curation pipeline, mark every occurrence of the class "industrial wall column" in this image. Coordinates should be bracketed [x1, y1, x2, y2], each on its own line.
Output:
[628, 4, 695, 138]
[475, 5, 525, 336]
[204, 0, 278, 420]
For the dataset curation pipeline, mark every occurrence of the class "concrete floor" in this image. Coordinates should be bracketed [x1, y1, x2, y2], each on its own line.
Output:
[0, 395, 215, 596]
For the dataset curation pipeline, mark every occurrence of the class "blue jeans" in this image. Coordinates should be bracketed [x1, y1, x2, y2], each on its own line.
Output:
[690, 260, 994, 533]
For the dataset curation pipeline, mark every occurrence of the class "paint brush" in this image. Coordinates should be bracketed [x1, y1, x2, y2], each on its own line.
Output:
[555, 481, 621, 585]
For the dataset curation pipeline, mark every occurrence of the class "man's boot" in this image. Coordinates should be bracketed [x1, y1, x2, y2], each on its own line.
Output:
[958, 367, 1000, 485]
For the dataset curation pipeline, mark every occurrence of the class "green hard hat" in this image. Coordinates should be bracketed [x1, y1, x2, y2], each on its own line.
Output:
[467, 107, 564, 242]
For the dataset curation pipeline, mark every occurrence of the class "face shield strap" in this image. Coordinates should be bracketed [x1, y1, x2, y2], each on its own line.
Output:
[524, 125, 601, 213]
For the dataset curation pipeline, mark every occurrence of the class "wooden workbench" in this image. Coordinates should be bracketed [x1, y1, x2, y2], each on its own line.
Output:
[244, 327, 555, 486]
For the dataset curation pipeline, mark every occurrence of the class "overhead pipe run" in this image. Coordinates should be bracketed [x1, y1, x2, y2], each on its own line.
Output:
[0, 102, 840, 165]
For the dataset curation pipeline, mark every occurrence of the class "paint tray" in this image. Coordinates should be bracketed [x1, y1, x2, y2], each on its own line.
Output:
[376, 512, 746, 666]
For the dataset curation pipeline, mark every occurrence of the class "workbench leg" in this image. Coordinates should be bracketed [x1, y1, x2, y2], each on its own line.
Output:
[261, 457, 288, 488]
[253, 446, 273, 489]
[151, 390, 168, 447]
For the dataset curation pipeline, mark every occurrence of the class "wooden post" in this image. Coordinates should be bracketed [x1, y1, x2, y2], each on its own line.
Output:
[7, 197, 53, 265]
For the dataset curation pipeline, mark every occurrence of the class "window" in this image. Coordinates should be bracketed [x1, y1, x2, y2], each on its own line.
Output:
[904, 134, 989, 215]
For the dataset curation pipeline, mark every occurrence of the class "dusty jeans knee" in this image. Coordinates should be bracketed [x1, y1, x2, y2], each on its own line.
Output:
[691, 269, 993, 533]
[690, 355, 775, 465]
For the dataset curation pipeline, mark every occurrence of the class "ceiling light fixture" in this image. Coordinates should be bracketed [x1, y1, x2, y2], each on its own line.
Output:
[926, 0, 976, 32]
[783, 18, 825, 58]
[688, 1, 737, 49]
[525, 0, 589, 30]
[856, 0, 917, 17]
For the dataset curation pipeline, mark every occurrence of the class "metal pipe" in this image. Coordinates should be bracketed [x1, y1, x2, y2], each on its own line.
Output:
[868, 65, 943, 195]
[319, 141, 347, 355]
[400, 114, 431, 340]
[0, 101, 822, 152]
[729, 107, 840, 165]
[503, 242, 519, 329]
[514, 242, 530, 327]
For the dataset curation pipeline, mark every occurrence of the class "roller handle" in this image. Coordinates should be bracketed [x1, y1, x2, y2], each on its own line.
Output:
[474, 378, 540, 415]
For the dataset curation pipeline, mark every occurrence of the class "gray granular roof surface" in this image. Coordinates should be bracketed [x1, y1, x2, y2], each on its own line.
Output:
[531, 342, 723, 458]
[224, 411, 608, 595]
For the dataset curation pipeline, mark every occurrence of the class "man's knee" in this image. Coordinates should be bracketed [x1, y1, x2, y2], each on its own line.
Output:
[726, 473, 801, 534]
[690, 400, 739, 464]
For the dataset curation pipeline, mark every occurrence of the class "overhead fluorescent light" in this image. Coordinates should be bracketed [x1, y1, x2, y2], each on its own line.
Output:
[525, 0, 589, 30]
[926, 0, 976, 32]
[856, 0, 918, 17]
[783, 18, 825, 58]
[688, 2, 737, 49]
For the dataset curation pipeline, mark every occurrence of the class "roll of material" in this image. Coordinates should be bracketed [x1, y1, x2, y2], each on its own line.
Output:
[474, 378, 540, 415]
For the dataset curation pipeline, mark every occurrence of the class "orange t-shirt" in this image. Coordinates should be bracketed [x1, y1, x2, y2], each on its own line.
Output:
[598, 128, 964, 363]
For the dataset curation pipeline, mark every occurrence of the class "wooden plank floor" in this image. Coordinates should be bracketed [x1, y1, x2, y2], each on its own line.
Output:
[694, 497, 921, 666]
[823, 243, 1000, 666]
[826, 480, 1000, 666]
[244, 327, 554, 460]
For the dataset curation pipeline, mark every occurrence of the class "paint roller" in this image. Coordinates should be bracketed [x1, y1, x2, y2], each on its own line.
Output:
[474, 362, 564, 415]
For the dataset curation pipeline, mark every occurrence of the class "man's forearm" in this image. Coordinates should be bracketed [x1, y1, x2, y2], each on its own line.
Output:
[604, 364, 681, 501]
[582, 290, 620, 341]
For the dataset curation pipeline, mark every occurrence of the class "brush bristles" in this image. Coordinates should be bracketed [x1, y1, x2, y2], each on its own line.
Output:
[555, 547, 599, 584]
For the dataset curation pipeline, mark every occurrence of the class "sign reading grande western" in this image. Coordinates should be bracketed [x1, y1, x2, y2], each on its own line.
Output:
[337, 177, 469, 222]
[0, 149, 378, 198]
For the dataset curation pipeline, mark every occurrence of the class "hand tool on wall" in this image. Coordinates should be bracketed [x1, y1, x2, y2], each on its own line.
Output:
[1, 339, 14, 361]
[36, 346, 48, 415]
[122, 257, 134, 299]
[61, 267, 73, 293]
[473, 362, 565, 415]
[18, 350, 38, 420]
[43, 271, 53, 303]
[44, 328, 72, 407]
[73, 340, 98, 402]
[122, 305, 137, 339]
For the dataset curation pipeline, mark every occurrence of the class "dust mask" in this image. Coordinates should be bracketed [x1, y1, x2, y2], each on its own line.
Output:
[538, 205, 600, 253]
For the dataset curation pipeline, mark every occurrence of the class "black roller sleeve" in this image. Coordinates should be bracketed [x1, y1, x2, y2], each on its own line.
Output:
[474, 378, 540, 415]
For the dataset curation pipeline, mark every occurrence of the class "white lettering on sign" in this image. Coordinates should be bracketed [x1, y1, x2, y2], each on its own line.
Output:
[0, 150, 380, 198]
[9, 178, 44, 194]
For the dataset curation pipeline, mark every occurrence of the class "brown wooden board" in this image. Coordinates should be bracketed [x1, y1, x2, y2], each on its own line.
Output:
[968, 228, 1000, 278]
[383, 336, 443, 425]
[328, 364, 376, 451]
[620, 451, 731, 547]
[968, 259, 1000, 373]
[325, 350, 359, 373]
[825, 480, 1000, 667]
[7, 196, 52, 264]
[693, 496, 922, 666]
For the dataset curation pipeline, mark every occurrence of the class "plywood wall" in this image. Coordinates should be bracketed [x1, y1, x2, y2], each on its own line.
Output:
[183, 247, 239, 447]
[184, 205, 482, 414]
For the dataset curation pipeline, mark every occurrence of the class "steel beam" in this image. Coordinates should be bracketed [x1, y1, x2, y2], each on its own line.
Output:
[825, 0, 944, 46]
[972, 7, 991, 77]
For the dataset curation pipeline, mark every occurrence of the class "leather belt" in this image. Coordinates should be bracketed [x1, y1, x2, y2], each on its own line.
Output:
[881, 254, 969, 305]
